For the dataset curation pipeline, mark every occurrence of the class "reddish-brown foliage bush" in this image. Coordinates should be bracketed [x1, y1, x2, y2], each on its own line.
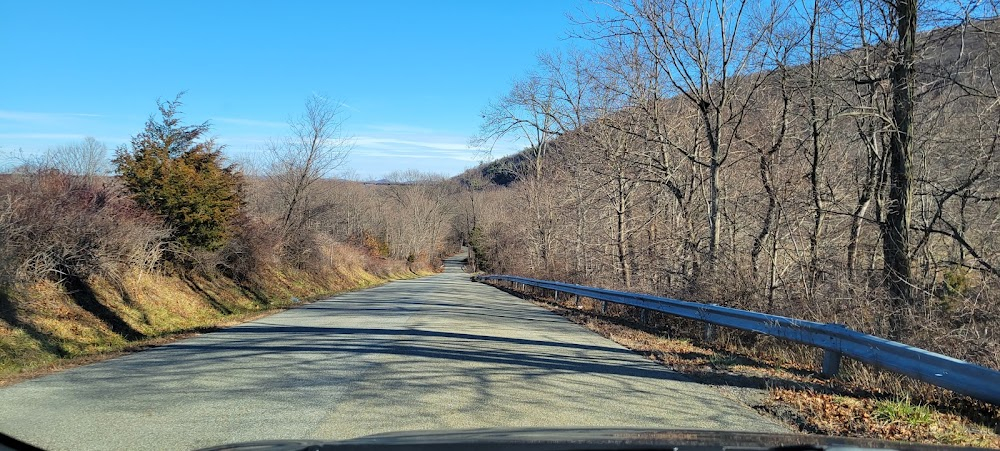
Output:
[0, 170, 168, 286]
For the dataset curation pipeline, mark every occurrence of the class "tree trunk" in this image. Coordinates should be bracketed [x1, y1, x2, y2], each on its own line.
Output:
[708, 157, 721, 269]
[884, 0, 917, 338]
[615, 183, 632, 290]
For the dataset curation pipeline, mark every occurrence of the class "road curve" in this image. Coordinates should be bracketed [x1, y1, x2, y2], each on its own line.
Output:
[0, 255, 788, 450]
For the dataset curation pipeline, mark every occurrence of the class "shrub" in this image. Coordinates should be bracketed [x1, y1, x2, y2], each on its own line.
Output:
[216, 215, 283, 284]
[114, 95, 243, 252]
[361, 231, 390, 258]
[0, 170, 167, 286]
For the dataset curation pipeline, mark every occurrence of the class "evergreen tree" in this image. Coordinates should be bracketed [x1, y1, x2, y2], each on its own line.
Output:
[114, 94, 243, 251]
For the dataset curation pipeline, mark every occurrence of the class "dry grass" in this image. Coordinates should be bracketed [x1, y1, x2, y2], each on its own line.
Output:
[494, 282, 1000, 448]
[0, 309, 280, 388]
[0, 241, 435, 384]
[770, 389, 999, 447]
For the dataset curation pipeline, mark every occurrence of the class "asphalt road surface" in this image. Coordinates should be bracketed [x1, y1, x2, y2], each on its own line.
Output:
[0, 255, 788, 450]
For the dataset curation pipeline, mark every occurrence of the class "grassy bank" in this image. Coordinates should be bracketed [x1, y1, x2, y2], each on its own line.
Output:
[0, 244, 431, 383]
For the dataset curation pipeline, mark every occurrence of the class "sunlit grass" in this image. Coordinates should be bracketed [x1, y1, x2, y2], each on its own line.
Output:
[873, 398, 935, 426]
[0, 247, 433, 383]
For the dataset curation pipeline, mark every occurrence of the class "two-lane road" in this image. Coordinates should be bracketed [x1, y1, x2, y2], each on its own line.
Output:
[0, 255, 787, 450]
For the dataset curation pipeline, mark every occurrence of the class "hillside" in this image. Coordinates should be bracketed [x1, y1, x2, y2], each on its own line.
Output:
[461, 6, 1000, 402]
[463, 17, 1000, 191]
[456, 150, 528, 188]
[455, 13, 1000, 444]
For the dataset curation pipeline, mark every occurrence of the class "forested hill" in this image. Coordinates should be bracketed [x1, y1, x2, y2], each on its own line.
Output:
[459, 3, 1000, 410]
[461, 17, 1000, 191]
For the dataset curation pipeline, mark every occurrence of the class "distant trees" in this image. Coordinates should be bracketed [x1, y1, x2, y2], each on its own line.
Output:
[475, 75, 561, 276]
[43, 137, 110, 181]
[114, 94, 243, 252]
[381, 171, 455, 262]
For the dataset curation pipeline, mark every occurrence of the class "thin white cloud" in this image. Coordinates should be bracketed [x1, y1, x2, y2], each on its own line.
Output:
[215, 135, 272, 148]
[0, 133, 88, 140]
[356, 151, 479, 162]
[212, 117, 287, 128]
[352, 143, 480, 161]
[0, 110, 102, 123]
[363, 123, 436, 135]
[353, 136, 471, 151]
[337, 102, 360, 113]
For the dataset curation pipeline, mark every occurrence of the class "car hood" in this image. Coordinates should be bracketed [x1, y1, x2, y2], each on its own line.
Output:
[197, 427, 987, 451]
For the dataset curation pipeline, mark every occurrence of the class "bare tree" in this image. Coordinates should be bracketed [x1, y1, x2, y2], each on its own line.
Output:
[474, 73, 561, 274]
[380, 171, 454, 262]
[587, 0, 789, 274]
[267, 94, 353, 236]
[43, 137, 110, 180]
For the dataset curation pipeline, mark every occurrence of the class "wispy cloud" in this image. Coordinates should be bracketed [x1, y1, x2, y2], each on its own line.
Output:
[352, 142, 479, 163]
[212, 117, 287, 128]
[356, 151, 479, 161]
[0, 110, 102, 123]
[336, 101, 360, 113]
[0, 132, 88, 140]
[353, 136, 471, 152]
[215, 135, 273, 149]
[344, 124, 485, 173]
[362, 123, 436, 135]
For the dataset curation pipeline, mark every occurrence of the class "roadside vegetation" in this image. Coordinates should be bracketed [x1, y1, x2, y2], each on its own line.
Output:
[461, 0, 1000, 442]
[2, 0, 999, 445]
[492, 281, 999, 447]
[0, 94, 458, 380]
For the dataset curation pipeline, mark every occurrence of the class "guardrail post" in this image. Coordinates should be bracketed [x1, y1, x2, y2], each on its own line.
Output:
[575, 294, 580, 308]
[822, 349, 842, 377]
[703, 304, 718, 341]
[601, 300, 607, 314]
[821, 323, 846, 377]
[554, 290, 559, 301]
[640, 309, 648, 325]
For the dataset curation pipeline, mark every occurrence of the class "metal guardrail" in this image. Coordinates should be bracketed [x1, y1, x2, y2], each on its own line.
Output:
[476, 274, 1000, 405]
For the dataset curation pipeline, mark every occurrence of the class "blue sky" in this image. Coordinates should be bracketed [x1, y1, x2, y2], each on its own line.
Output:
[0, 1, 588, 179]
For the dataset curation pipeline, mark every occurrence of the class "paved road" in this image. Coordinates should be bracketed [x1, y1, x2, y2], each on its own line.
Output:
[0, 255, 787, 450]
